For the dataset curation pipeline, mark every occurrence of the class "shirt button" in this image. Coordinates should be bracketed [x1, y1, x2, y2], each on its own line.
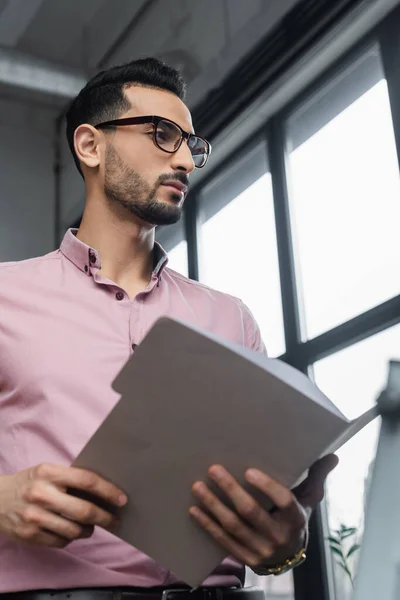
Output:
[89, 252, 96, 264]
[131, 343, 137, 351]
[84, 265, 88, 273]
[116, 291, 124, 301]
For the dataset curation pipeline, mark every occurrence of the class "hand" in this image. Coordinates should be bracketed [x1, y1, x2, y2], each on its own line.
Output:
[0, 463, 128, 549]
[189, 454, 338, 571]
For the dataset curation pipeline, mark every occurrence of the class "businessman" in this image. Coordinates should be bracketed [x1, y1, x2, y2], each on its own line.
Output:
[0, 57, 337, 599]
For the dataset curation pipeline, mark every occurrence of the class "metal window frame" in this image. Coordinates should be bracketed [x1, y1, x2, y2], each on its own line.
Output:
[166, 6, 400, 600]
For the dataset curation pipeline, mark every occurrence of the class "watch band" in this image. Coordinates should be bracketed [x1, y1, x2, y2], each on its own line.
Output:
[262, 546, 307, 575]
[252, 529, 309, 576]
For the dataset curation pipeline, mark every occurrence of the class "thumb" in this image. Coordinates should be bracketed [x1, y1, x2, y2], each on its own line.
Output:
[294, 454, 339, 510]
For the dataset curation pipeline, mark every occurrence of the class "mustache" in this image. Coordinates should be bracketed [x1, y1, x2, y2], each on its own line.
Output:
[158, 173, 190, 189]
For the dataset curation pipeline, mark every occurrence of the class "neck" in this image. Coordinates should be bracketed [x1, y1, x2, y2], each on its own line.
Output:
[76, 192, 155, 290]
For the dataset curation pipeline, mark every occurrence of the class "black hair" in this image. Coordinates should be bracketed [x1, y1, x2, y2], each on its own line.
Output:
[65, 57, 187, 175]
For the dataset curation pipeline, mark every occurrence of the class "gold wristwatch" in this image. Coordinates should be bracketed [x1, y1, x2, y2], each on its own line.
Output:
[264, 546, 307, 575]
[253, 545, 307, 576]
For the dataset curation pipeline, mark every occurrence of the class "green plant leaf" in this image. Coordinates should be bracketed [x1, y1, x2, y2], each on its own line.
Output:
[341, 530, 357, 540]
[327, 536, 341, 547]
[346, 544, 361, 558]
[340, 526, 357, 534]
[338, 561, 353, 583]
[331, 546, 344, 559]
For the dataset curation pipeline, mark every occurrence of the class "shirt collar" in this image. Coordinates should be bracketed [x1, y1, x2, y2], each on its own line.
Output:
[60, 228, 169, 279]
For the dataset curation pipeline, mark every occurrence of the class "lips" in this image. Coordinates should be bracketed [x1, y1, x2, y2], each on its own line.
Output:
[161, 181, 188, 195]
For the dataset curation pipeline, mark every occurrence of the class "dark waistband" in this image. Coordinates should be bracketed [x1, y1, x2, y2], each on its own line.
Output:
[2, 586, 265, 600]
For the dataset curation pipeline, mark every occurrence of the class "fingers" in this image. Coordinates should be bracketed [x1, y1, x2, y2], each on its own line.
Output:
[30, 463, 127, 508]
[244, 467, 305, 528]
[206, 466, 278, 533]
[14, 503, 94, 545]
[191, 481, 274, 558]
[22, 479, 118, 531]
[189, 506, 266, 570]
[17, 528, 70, 549]
[206, 465, 305, 531]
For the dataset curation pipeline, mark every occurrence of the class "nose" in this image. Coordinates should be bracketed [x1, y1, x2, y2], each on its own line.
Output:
[170, 139, 196, 174]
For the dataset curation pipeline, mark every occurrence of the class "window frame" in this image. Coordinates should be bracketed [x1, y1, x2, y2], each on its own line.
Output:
[161, 12, 400, 600]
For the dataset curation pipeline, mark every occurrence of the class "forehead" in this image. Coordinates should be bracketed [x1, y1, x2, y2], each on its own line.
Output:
[122, 85, 194, 134]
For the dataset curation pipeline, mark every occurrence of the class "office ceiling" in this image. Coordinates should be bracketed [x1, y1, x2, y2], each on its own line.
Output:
[0, 0, 301, 111]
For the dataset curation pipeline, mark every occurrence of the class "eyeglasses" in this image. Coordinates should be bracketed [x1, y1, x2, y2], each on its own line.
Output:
[94, 115, 211, 169]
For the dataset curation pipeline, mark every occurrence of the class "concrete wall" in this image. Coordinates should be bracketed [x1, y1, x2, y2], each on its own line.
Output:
[0, 96, 58, 261]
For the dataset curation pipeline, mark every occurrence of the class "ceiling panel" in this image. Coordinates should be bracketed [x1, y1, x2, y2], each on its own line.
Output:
[0, 0, 9, 17]
[17, 0, 106, 67]
[65, 0, 150, 70]
[101, 0, 227, 84]
[0, 0, 45, 47]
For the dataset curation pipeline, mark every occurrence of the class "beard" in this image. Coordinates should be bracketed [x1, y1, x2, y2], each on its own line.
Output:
[104, 144, 184, 226]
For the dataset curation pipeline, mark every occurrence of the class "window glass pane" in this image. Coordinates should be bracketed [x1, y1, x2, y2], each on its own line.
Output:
[167, 240, 188, 277]
[287, 49, 400, 340]
[313, 324, 400, 599]
[199, 153, 285, 358]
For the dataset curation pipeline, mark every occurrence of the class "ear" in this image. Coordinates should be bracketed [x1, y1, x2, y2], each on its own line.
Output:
[74, 124, 103, 170]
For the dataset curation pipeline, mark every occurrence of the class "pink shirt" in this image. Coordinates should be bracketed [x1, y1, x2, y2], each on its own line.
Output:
[0, 228, 266, 594]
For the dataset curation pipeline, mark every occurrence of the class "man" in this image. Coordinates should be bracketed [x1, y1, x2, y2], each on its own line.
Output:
[0, 58, 338, 598]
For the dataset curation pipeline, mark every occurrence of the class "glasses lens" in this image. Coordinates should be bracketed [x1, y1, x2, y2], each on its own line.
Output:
[155, 120, 182, 152]
[188, 136, 209, 168]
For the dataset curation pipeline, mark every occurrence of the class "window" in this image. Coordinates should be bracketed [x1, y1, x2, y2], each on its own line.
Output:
[286, 48, 400, 340]
[313, 324, 400, 599]
[198, 143, 285, 358]
[167, 240, 189, 277]
[154, 37, 400, 600]
[156, 221, 188, 277]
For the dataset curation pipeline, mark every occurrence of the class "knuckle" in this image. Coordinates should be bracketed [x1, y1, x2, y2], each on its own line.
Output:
[238, 501, 259, 521]
[79, 470, 99, 491]
[65, 523, 84, 540]
[15, 523, 39, 540]
[260, 548, 273, 563]
[245, 554, 260, 568]
[20, 505, 40, 524]
[214, 528, 227, 544]
[34, 463, 53, 480]
[25, 481, 47, 504]
[224, 480, 236, 495]
[224, 514, 241, 534]
[271, 529, 289, 547]
[77, 505, 97, 524]
[279, 492, 295, 510]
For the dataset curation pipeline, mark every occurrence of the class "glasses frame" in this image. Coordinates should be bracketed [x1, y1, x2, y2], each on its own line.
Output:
[94, 115, 211, 168]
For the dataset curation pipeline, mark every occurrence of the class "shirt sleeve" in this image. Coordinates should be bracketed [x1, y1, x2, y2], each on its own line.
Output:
[239, 300, 268, 356]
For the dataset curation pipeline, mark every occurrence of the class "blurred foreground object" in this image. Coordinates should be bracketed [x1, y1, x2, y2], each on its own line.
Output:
[353, 360, 400, 600]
